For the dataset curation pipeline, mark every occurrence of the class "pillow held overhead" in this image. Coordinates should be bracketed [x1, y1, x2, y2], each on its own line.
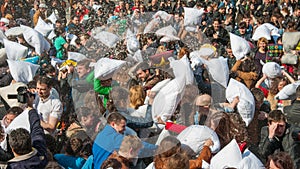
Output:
[282, 32, 300, 52]
[93, 31, 120, 48]
[4, 39, 28, 61]
[262, 62, 281, 78]
[34, 17, 54, 37]
[252, 24, 271, 41]
[226, 79, 255, 126]
[230, 33, 250, 60]
[184, 7, 204, 28]
[7, 60, 40, 84]
[94, 58, 126, 80]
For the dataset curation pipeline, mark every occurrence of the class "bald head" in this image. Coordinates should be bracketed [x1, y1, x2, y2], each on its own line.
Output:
[195, 94, 212, 107]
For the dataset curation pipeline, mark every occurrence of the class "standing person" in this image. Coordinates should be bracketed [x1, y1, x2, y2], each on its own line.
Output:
[54, 27, 68, 60]
[34, 76, 63, 134]
[259, 110, 300, 168]
[29, 1, 39, 24]
[254, 37, 268, 77]
[32, 3, 48, 26]
[66, 59, 93, 110]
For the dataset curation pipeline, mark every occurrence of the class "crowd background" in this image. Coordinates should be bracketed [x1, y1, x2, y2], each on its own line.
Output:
[0, 0, 300, 168]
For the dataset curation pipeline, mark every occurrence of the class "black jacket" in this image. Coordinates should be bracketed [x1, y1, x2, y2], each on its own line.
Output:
[7, 109, 48, 169]
[259, 124, 300, 168]
[283, 100, 300, 127]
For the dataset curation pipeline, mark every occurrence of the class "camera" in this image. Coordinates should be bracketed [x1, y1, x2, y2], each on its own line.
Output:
[7, 86, 35, 104]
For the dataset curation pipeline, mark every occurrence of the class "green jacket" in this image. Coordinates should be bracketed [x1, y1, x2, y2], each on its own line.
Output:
[94, 79, 112, 108]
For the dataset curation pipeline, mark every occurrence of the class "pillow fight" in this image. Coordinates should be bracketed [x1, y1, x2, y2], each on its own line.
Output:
[0, 0, 300, 168]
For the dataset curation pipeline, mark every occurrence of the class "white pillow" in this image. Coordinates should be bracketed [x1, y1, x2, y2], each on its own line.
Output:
[153, 11, 172, 21]
[262, 62, 281, 78]
[184, 7, 204, 28]
[226, 79, 255, 126]
[180, 55, 194, 85]
[151, 79, 171, 92]
[230, 33, 250, 60]
[34, 17, 54, 37]
[0, 29, 7, 44]
[0, 48, 7, 65]
[152, 59, 186, 121]
[263, 23, 280, 36]
[144, 18, 161, 34]
[238, 149, 265, 169]
[210, 139, 242, 169]
[7, 60, 40, 84]
[252, 24, 271, 41]
[68, 52, 87, 62]
[94, 58, 126, 80]
[132, 50, 144, 62]
[198, 44, 217, 59]
[21, 25, 51, 55]
[4, 39, 28, 60]
[5, 26, 25, 36]
[275, 82, 300, 100]
[177, 125, 220, 154]
[282, 32, 300, 52]
[205, 57, 229, 88]
[6, 109, 30, 134]
[93, 31, 120, 48]
[47, 12, 58, 24]
[155, 25, 179, 41]
[126, 29, 140, 54]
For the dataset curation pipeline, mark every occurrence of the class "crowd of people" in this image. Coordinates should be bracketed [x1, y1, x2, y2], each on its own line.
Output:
[0, 0, 300, 168]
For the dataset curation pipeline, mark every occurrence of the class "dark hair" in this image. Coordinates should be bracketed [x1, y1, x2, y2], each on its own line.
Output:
[65, 131, 92, 157]
[7, 106, 23, 116]
[44, 64, 56, 74]
[269, 78, 288, 95]
[101, 158, 122, 169]
[107, 112, 126, 125]
[251, 88, 265, 104]
[206, 112, 248, 148]
[9, 128, 32, 155]
[28, 80, 37, 89]
[268, 110, 286, 124]
[37, 75, 52, 87]
[135, 61, 150, 72]
[54, 27, 65, 36]
[238, 21, 247, 29]
[266, 152, 294, 169]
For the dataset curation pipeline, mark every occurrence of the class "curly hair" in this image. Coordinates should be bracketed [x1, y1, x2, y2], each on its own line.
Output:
[266, 152, 295, 169]
[206, 112, 248, 149]
[154, 136, 189, 169]
[129, 85, 146, 109]
[269, 77, 288, 95]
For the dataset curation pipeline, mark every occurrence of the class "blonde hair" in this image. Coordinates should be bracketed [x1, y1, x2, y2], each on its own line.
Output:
[129, 85, 146, 109]
[257, 37, 268, 46]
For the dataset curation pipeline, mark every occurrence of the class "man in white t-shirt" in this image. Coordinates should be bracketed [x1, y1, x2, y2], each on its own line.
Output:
[34, 76, 63, 134]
